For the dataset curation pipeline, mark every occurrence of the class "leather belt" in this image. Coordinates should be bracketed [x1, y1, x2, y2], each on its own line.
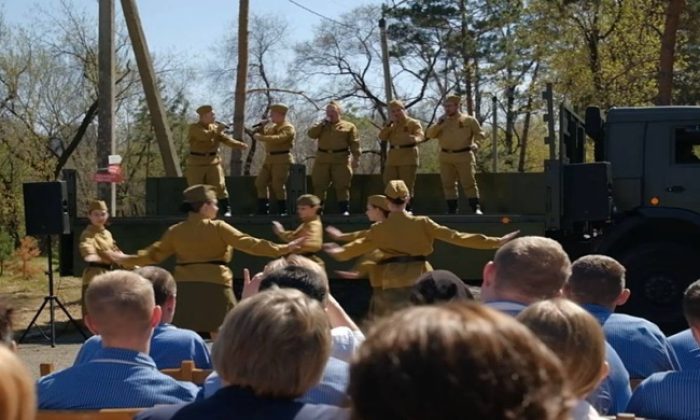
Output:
[390, 143, 417, 150]
[176, 260, 228, 266]
[441, 147, 473, 153]
[377, 255, 427, 265]
[190, 151, 218, 157]
[87, 262, 113, 270]
[268, 150, 291, 155]
[318, 148, 349, 154]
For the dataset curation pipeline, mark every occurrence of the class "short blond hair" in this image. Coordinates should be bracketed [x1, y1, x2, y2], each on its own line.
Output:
[493, 236, 571, 300]
[518, 299, 606, 398]
[85, 270, 155, 336]
[0, 346, 36, 420]
[213, 288, 331, 398]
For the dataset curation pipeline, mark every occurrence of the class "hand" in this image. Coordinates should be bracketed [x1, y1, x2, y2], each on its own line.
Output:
[253, 133, 262, 141]
[325, 226, 344, 240]
[241, 268, 264, 299]
[288, 236, 306, 251]
[323, 242, 343, 255]
[240, 142, 249, 149]
[499, 230, 520, 246]
[438, 114, 446, 124]
[470, 144, 479, 152]
[335, 270, 360, 279]
[272, 221, 284, 236]
[351, 156, 359, 170]
[385, 120, 394, 128]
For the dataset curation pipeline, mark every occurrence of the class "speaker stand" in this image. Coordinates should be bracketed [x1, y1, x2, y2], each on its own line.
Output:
[18, 236, 87, 347]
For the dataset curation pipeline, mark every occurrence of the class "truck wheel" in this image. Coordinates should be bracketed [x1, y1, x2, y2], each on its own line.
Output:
[618, 242, 700, 333]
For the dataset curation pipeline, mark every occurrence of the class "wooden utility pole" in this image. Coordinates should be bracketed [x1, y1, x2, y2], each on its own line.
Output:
[378, 13, 392, 170]
[231, 0, 250, 176]
[656, 0, 685, 105]
[121, 0, 182, 177]
[98, 0, 116, 213]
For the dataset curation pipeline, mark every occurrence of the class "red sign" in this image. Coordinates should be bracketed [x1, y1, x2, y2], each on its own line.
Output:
[93, 164, 124, 183]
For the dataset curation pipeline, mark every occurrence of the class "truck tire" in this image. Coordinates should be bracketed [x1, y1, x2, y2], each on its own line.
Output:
[618, 242, 700, 333]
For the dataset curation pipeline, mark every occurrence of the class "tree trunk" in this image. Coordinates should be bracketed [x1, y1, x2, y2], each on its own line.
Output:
[459, 0, 475, 115]
[505, 86, 516, 154]
[657, 0, 685, 105]
[231, 0, 250, 176]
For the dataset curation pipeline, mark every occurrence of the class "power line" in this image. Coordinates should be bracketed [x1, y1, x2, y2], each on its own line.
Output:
[287, 0, 355, 29]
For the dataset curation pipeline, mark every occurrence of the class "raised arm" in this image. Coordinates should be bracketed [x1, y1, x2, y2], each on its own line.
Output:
[115, 229, 177, 268]
[425, 120, 443, 139]
[348, 124, 361, 160]
[255, 125, 295, 144]
[324, 236, 376, 261]
[307, 121, 326, 139]
[377, 123, 393, 141]
[424, 217, 516, 250]
[409, 119, 425, 143]
[220, 222, 295, 257]
[216, 128, 248, 150]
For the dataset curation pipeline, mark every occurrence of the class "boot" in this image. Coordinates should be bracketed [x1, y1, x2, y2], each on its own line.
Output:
[469, 197, 483, 215]
[257, 198, 269, 215]
[338, 201, 350, 216]
[277, 200, 288, 217]
[219, 198, 232, 217]
[446, 199, 458, 215]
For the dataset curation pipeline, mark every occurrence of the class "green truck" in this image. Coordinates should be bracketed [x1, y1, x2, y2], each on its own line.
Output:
[62, 87, 700, 331]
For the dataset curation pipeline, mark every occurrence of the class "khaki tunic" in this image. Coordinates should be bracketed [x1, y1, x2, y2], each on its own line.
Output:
[336, 229, 383, 288]
[426, 113, 486, 199]
[276, 216, 324, 268]
[78, 224, 119, 316]
[186, 122, 247, 199]
[378, 117, 424, 195]
[121, 212, 293, 331]
[308, 120, 361, 202]
[255, 121, 295, 200]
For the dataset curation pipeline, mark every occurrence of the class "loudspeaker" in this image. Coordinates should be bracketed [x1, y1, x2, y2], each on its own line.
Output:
[23, 182, 70, 235]
[286, 164, 308, 214]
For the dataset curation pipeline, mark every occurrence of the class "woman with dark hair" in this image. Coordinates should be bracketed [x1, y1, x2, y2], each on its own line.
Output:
[109, 184, 303, 336]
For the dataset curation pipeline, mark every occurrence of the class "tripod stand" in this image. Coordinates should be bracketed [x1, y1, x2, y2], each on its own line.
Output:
[18, 236, 87, 347]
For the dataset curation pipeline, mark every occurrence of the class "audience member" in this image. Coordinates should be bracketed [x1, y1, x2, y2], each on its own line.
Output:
[669, 325, 700, 370]
[518, 299, 608, 420]
[410, 269, 474, 304]
[480, 236, 631, 415]
[0, 345, 35, 420]
[37, 271, 198, 409]
[626, 279, 700, 419]
[74, 266, 211, 369]
[349, 302, 573, 420]
[565, 255, 679, 378]
[0, 300, 16, 351]
[136, 288, 349, 420]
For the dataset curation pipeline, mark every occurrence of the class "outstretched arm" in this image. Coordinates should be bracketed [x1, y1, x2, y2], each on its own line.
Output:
[425, 217, 519, 249]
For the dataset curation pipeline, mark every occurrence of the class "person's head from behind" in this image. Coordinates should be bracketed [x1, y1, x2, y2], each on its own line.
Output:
[481, 236, 571, 304]
[517, 299, 608, 399]
[259, 265, 328, 305]
[0, 300, 15, 351]
[0, 345, 35, 420]
[85, 271, 161, 350]
[213, 288, 331, 398]
[134, 266, 177, 324]
[683, 279, 700, 344]
[384, 180, 410, 210]
[564, 255, 628, 310]
[349, 303, 573, 420]
[410, 270, 474, 305]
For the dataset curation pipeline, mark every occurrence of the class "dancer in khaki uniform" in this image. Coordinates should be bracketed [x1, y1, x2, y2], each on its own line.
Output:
[272, 194, 324, 268]
[308, 101, 361, 216]
[425, 95, 485, 214]
[253, 103, 295, 216]
[324, 180, 518, 316]
[186, 105, 248, 217]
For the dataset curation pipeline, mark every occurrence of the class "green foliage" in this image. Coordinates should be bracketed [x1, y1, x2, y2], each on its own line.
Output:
[0, 228, 13, 276]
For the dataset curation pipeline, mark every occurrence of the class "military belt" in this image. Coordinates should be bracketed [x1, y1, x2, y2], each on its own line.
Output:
[268, 150, 291, 155]
[87, 262, 113, 270]
[441, 146, 473, 153]
[390, 143, 417, 150]
[176, 260, 228, 266]
[318, 148, 349, 154]
[190, 151, 218, 157]
[377, 255, 427, 265]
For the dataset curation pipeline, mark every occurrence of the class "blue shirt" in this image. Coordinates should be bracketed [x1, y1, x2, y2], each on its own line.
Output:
[203, 357, 350, 407]
[669, 329, 700, 370]
[486, 300, 632, 415]
[38, 347, 199, 409]
[74, 324, 212, 369]
[627, 370, 700, 420]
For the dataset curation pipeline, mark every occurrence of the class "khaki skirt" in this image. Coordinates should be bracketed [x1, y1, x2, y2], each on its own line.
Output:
[172, 281, 236, 332]
[369, 287, 413, 319]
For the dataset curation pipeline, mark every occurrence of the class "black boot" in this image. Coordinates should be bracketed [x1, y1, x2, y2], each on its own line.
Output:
[338, 201, 350, 216]
[446, 199, 458, 215]
[257, 198, 269, 215]
[469, 197, 483, 215]
[277, 200, 288, 216]
[219, 198, 231, 217]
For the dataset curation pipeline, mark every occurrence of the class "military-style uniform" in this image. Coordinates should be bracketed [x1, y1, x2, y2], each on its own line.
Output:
[308, 101, 361, 214]
[121, 185, 295, 333]
[425, 96, 486, 214]
[378, 100, 424, 197]
[274, 195, 324, 268]
[78, 200, 119, 316]
[254, 104, 296, 215]
[328, 181, 502, 316]
[186, 105, 247, 205]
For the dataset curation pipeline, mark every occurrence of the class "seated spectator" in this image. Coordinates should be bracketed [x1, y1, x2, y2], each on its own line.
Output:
[0, 300, 16, 351]
[136, 288, 349, 420]
[480, 236, 631, 415]
[37, 271, 199, 409]
[518, 299, 609, 420]
[410, 269, 474, 305]
[0, 345, 35, 420]
[627, 279, 700, 419]
[564, 255, 679, 378]
[669, 326, 700, 370]
[74, 266, 211, 369]
[349, 302, 573, 420]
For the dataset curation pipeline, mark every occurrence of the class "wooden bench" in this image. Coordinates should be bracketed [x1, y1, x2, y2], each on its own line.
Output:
[160, 360, 212, 385]
[36, 408, 142, 420]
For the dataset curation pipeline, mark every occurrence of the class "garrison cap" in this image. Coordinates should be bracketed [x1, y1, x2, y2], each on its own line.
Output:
[196, 105, 213, 116]
[444, 95, 461, 105]
[367, 195, 389, 211]
[385, 180, 410, 200]
[88, 200, 108, 213]
[183, 184, 217, 203]
[388, 99, 405, 110]
[297, 194, 321, 207]
[327, 100, 342, 113]
[269, 103, 289, 114]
